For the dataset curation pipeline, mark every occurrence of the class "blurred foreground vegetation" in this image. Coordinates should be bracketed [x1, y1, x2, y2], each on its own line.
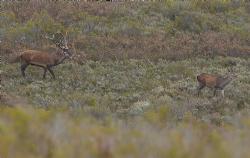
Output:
[0, 106, 250, 158]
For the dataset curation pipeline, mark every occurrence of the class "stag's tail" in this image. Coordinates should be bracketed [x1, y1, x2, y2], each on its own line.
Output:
[197, 73, 207, 82]
[8, 52, 22, 63]
[197, 75, 201, 82]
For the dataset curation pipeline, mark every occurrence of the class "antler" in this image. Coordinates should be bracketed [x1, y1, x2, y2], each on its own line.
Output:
[45, 32, 68, 49]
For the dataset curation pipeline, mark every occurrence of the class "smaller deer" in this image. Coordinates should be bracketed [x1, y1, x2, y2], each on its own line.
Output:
[197, 73, 236, 98]
[10, 33, 72, 79]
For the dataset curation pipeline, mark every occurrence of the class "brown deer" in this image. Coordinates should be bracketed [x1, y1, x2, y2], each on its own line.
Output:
[197, 73, 236, 98]
[10, 33, 72, 79]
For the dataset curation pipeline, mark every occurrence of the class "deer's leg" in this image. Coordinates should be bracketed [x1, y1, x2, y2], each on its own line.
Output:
[30, 64, 47, 79]
[213, 89, 217, 97]
[20, 63, 29, 77]
[43, 68, 47, 79]
[221, 90, 225, 98]
[197, 84, 205, 96]
[48, 67, 55, 79]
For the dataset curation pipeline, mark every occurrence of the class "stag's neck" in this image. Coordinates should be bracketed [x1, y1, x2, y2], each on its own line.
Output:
[52, 51, 67, 66]
[217, 76, 233, 89]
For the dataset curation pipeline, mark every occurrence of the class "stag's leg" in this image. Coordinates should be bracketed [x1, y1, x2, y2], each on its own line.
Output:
[43, 68, 47, 79]
[213, 89, 217, 97]
[221, 90, 225, 98]
[48, 67, 55, 79]
[30, 64, 47, 79]
[197, 84, 205, 96]
[20, 63, 29, 77]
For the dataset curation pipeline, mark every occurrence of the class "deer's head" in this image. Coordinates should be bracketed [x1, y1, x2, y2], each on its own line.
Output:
[225, 67, 237, 80]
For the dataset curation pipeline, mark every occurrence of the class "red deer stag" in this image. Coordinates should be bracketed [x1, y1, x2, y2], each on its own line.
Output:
[10, 33, 72, 79]
[197, 73, 236, 98]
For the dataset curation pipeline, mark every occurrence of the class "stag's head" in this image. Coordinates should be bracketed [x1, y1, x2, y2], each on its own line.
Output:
[223, 67, 238, 84]
[46, 32, 73, 59]
[226, 67, 237, 78]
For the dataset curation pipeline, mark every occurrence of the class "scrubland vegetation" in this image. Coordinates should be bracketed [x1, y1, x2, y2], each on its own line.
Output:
[1, 0, 250, 158]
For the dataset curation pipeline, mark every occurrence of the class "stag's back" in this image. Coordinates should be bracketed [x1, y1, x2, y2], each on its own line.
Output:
[197, 73, 219, 88]
[20, 50, 55, 66]
[197, 73, 235, 89]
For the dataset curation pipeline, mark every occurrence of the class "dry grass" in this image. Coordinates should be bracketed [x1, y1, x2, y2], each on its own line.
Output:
[1, 1, 250, 61]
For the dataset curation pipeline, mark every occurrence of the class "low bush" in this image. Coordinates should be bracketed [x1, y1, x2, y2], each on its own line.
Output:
[1, 0, 250, 61]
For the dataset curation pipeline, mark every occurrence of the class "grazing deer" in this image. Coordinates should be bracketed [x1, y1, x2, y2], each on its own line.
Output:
[197, 73, 236, 98]
[10, 33, 72, 79]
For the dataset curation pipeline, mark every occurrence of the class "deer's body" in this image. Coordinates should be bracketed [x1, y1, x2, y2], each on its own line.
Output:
[20, 50, 68, 66]
[16, 50, 69, 79]
[10, 33, 71, 79]
[197, 73, 235, 98]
